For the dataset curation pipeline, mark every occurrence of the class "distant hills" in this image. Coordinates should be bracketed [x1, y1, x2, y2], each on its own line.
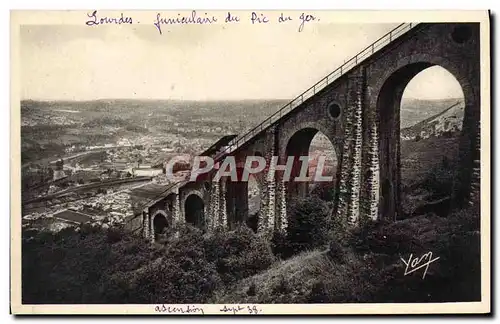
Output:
[21, 97, 465, 159]
[22, 97, 463, 134]
[400, 98, 463, 127]
[401, 98, 464, 140]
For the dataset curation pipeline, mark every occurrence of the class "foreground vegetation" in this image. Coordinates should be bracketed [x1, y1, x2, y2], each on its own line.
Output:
[22, 132, 480, 304]
[22, 224, 274, 304]
[22, 201, 480, 304]
[214, 207, 480, 303]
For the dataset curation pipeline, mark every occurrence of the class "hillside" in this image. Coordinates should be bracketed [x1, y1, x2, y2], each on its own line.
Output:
[399, 99, 465, 216]
[400, 135, 459, 190]
[401, 99, 464, 139]
[400, 98, 463, 128]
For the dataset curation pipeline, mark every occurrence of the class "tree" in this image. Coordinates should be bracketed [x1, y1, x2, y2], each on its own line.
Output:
[286, 196, 331, 254]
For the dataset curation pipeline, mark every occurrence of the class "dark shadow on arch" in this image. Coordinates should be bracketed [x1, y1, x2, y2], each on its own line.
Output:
[165, 193, 176, 212]
[286, 128, 319, 199]
[152, 212, 169, 241]
[377, 62, 468, 221]
[185, 194, 205, 228]
[378, 62, 434, 221]
[246, 175, 261, 233]
[225, 167, 249, 230]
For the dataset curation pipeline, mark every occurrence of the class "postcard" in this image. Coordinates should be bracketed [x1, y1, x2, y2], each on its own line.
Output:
[10, 9, 490, 315]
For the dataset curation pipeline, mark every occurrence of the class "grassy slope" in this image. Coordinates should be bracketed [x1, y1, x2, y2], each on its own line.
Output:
[400, 135, 459, 190]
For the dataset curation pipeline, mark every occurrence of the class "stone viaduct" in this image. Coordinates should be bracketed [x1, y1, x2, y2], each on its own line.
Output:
[136, 23, 481, 243]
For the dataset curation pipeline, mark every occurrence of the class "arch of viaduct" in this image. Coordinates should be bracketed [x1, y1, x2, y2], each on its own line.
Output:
[140, 23, 481, 242]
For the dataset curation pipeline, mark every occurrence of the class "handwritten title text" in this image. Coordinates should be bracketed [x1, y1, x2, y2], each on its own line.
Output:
[85, 10, 320, 34]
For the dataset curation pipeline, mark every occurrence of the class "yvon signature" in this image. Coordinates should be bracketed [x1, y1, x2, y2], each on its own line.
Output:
[400, 252, 440, 279]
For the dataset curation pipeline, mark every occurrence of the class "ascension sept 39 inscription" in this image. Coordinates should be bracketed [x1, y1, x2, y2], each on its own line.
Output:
[154, 304, 263, 315]
[85, 10, 320, 34]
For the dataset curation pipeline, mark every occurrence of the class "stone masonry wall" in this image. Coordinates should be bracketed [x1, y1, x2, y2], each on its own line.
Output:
[346, 69, 364, 226]
[142, 210, 149, 239]
[335, 81, 355, 224]
[275, 172, 287, 232]
[360, 79, 380, 222]
[208, 180, 220, 230]
[334, 68, 366, 226]
[336, 76, 361, 224]
[219, 179, 228, 229]
[259, 126, 277, 234]
[173, 192, 181, 225]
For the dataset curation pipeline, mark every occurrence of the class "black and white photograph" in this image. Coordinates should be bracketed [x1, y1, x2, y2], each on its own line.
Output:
[10, 10, 490, 315]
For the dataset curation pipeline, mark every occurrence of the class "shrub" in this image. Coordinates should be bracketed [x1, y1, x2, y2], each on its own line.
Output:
[271, 229, 293, 259]
[286, 196, 331, 254]
[132, 245, 222, 304]
[307, 281, 330, 303]
[22, 221, 277, 304]
[247, 282, 257, 296]
[22, 227, 113, 303]
[203, 225, 275, 284]
[310, 181, 336, 202]
[449, 206, 480, 232]
[347, 218, 423, 255]
[327, 240, 345, 263]
[345, 209, 481, 303]
[272, 275, 292, 296]
[106, 226, 125, 243]
[421, 159, 457, 199]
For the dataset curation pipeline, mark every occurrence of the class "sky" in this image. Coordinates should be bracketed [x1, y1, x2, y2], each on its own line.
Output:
[20, 18, 464, 101]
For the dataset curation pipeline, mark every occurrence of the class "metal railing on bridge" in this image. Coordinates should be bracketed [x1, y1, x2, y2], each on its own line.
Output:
[215, 22, 419, 161]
